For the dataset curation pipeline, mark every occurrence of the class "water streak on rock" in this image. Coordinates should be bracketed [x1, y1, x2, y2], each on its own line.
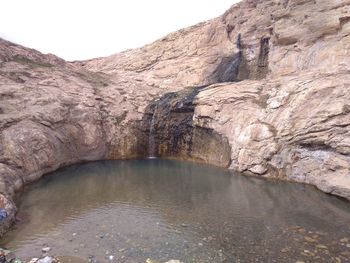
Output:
[148, 104, 158, 159]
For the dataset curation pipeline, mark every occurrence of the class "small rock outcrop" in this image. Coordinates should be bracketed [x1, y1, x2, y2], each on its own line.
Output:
[0, 0, 350, 235]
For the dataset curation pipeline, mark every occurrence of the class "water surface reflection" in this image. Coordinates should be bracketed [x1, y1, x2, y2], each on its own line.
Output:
[2, 159, 350, 262]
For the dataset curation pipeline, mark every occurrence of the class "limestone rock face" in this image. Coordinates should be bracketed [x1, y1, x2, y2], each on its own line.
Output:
[193, 71, 350, 199]
[76, 19, 238, 88]
[0, 0, 350, 234]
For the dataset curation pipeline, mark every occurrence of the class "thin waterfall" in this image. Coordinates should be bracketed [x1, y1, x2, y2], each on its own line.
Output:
[148, 105, 157, 158]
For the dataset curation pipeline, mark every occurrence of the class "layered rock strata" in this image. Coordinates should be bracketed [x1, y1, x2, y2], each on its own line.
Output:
[0, 0, 350, 235]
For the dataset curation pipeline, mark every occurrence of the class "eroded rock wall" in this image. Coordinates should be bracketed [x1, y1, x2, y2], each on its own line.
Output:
[0, 40, 151, 234]
[194, 71, 350, 199]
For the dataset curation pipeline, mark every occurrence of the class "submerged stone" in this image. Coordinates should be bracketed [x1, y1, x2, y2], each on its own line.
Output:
[36, 256, 53, 263]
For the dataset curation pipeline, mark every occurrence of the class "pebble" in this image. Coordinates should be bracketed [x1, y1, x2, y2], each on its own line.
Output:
[42, 247, 51, 253]
[108, 255, 114, 261]
[304, 236, 316, 243]
[146, 260, 183, 263]
[37, 256, 53, 263]
[316, 244, 328, 249]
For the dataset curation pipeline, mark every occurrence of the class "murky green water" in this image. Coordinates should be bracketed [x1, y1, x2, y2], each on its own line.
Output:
[1, 159, 350, 262]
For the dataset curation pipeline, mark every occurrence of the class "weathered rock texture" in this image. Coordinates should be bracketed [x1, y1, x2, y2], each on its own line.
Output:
[0, 0, 350, 234]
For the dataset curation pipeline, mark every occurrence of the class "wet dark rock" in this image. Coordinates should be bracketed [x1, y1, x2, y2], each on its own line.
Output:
[210, 53, 241, 83]
[142, 87, 231, 167]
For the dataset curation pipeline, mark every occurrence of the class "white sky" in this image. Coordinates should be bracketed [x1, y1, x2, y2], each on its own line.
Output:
[0, 0, 239, 61]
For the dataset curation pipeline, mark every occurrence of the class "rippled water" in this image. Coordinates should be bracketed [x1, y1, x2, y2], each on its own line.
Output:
[1, 159, 350, 262]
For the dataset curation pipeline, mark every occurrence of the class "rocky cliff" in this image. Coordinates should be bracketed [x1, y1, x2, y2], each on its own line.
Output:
[0, 0, 350, 235]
